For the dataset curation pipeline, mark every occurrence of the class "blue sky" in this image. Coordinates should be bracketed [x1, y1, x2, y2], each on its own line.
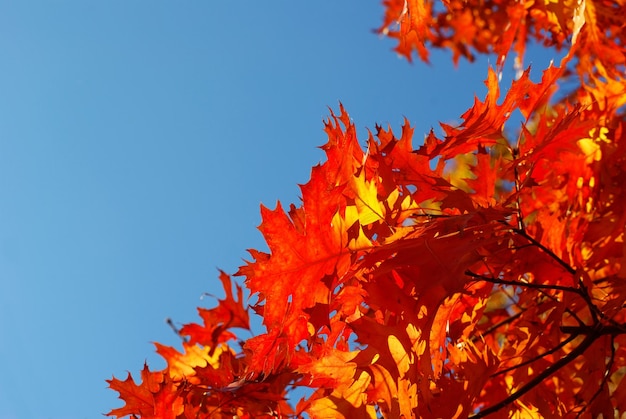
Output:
[0, 2, 559, 418]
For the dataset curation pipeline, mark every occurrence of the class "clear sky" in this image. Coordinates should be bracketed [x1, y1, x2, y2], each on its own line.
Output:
[0, 2, 559, 418]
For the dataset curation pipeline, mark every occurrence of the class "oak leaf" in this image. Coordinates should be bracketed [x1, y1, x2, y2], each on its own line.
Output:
[107, 364, 184, 419]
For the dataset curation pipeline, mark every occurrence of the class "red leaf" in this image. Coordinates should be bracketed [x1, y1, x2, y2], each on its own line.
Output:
[107, 363, 184, 419]
[180, 271, 249, 349]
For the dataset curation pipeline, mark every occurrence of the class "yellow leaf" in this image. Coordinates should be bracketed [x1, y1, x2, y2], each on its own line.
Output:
[155, 343, 230, 381]
[332, 209, 372, 250]
[307, 370, 376, 419]
[351, 172, 384, 225]
[577, 126, 609, 162]
[367, 364, 398, 413]
[571, 0, 586, 45]
[388, 335, 412, 377]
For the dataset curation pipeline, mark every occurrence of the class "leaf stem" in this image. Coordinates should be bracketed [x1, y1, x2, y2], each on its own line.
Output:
[511, 146, 526, 233]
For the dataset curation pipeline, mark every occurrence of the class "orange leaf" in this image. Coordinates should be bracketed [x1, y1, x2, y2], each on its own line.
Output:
[180, 271, 249, 349]
[107, 363, 184, 419]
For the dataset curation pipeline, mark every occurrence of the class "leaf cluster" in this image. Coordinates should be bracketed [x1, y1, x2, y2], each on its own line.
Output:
[108, 1, 626, 418]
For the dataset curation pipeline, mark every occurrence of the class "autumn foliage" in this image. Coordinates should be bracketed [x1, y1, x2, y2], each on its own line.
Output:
[108, 1, 626, 418]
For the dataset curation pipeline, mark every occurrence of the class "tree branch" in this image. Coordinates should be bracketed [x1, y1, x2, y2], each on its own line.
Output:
[465, 270, 583, 295]
[491, 333, 578, 378]
[470, 334, 596, 419]
[513, 228, 576, 276]
[575, 335, 615, 418]
[466, 270, 588, 326]
[560, 324, 626, 336]
[473, 309, 525, 342]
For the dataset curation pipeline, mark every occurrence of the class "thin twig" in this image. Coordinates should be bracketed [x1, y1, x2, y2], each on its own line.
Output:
[166, 317, 189, 343]
[470, 334, 597, 418]
[575, 335, 615, 418]
[466, 269, 587, 326]
[561, 324, 626, 336]
[491, 333, 578, 377]
[465, 270, 583, 295]
[513, 228, 576, 276]
[511, 146, 526, 233]
[471, 309, 526, 343]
